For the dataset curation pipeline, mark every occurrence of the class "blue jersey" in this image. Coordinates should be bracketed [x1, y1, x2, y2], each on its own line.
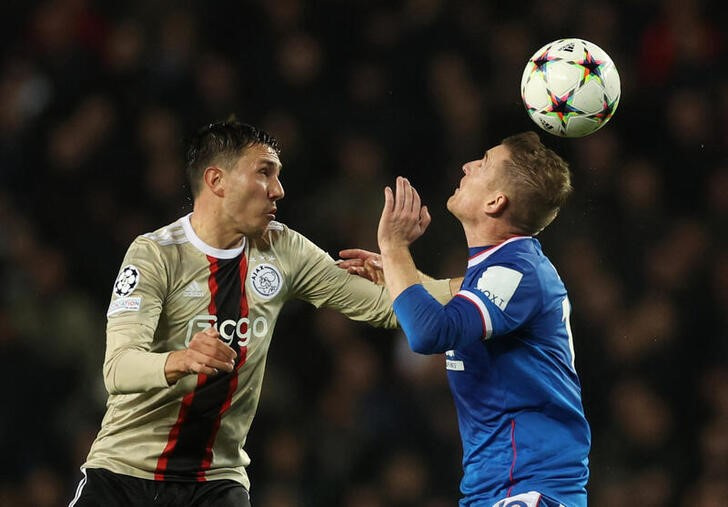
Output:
[393, 237, 590, 506]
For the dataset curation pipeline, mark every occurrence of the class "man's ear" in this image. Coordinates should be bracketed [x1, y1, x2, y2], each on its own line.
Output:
[203, 166, 225, 197]
[484, 191, 508, 216]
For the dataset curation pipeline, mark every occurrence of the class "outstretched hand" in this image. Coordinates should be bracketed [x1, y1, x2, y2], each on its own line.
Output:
[378, 177, 431, 252]
[338, 248, 384, 285]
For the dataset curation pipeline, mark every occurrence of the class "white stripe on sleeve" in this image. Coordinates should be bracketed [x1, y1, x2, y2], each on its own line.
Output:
[458, 289, 493, 340]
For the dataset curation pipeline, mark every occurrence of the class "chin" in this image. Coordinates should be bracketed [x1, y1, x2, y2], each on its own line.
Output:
[446, 196, 455, 213]
[240, 223, 267, 238]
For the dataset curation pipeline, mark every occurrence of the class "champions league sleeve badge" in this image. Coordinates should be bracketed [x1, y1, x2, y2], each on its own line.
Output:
[250, 263, 282, 299]
[114, 265, 140, 297]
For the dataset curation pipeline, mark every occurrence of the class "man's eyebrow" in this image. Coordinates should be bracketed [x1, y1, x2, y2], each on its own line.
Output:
[260, 159, 283, 171]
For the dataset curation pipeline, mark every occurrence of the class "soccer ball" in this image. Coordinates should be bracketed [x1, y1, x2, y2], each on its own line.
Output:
[520, 38, 620, 137]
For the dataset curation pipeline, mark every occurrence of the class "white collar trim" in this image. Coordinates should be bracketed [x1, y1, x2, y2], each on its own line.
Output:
[467, 236, 531, 268]
[181, 213, 246, 259]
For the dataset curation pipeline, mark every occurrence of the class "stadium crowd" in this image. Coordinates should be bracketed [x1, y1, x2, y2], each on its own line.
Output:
[0, 0, 725, 505]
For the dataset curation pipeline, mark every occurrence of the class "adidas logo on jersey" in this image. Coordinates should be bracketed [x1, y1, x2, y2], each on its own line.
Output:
[182, 280, 205, 298]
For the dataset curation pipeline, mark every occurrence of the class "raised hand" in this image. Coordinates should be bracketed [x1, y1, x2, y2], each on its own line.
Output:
[378, 177, 431, 253]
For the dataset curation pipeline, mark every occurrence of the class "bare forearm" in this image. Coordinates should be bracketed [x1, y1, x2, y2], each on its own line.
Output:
[381, 245, 421, 302]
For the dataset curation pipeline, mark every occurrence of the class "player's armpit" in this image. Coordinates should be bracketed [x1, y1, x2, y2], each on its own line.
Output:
[450, 277, 464, 293]
[422, 278, 454, 305]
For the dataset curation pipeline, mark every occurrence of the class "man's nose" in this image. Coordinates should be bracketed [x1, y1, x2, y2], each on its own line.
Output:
[270, 177, 285, 200]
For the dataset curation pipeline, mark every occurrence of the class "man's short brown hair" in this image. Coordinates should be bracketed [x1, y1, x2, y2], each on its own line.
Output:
[185, 118, 280, 197]
[499, 131, 573, 235]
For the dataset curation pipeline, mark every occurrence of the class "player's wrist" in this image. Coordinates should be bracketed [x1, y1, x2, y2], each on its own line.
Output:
[378, 242, 411, 255]
[164, 350, 189, 385]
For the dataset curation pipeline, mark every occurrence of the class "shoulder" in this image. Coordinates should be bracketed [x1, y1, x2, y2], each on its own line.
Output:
[467, 239, 545, 308]
[125, 218, 191, 267]
[256, 221, 321, 251]
[140, 219, 188, 248]
[469, 238, 540, 275]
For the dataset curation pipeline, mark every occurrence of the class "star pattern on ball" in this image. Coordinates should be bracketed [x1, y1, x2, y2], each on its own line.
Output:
[590, 94, 619, 122]
[531, 47, 558, 76]
[545, 89, 582, 128]
[577, 48, 607, 85]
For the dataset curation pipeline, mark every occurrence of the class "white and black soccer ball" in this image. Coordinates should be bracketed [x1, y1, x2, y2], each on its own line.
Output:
[521, 38, 620, 138]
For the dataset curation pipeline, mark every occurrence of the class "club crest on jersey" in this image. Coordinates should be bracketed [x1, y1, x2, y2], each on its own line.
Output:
[250, 263, 282, 299]
[114, 265, 140, 297]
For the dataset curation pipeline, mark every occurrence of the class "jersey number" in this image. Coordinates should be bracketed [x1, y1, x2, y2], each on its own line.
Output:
[562, 297, 576, 371]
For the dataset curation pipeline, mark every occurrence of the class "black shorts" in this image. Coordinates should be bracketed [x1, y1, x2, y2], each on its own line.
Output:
[69, 468, 251, 507]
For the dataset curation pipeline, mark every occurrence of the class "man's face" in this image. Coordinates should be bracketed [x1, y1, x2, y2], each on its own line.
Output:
[447, 143, 510, 223]
[221, 143, 284, 236]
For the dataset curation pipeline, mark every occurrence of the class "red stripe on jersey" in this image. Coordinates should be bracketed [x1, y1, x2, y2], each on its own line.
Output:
[197, 254, 249, 479]
[468, 244, 498, 260]
[154, 258, 222, 480]
[155, 387, 196, 480]
[507, 419, 518, 496]
[467, 236, 530, 268]
[207, 257, 220, 315]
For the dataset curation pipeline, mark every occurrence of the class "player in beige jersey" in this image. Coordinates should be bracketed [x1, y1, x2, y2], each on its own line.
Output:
[70, 119, 454, 507]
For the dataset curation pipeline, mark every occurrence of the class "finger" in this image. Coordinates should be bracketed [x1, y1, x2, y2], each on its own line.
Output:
[420, 205, 432, 230]
[364, 263, 381, 281]
[209, 357, 235, 372]
[339, 248, 375, 260]
[407, 179, 418, 215]
[352, 266, 374, 281]
[202, 327, 219, 339]
[364, 257, 382, 270]
[195, 338, 236, 363]
[196, 350, 236, 372]
[188, 361, 219, 376]
[190, 333, 220, 351]
[400, 177, 414, 213]
[395, 177, 406, 212]
[337, 259, 364, 269]
[382, 186, 394, 216]
[190, 333, 221, 348]
[411, 185, 421, 215]
[216, 342, 237, 362]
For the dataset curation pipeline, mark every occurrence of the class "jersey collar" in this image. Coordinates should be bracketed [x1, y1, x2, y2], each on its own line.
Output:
[181, 213, 246, 259]
[467, 236, 531, 268]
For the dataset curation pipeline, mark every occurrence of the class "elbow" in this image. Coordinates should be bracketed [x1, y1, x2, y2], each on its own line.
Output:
[103, 359, 122, 395]
[407, 333, 435, 355]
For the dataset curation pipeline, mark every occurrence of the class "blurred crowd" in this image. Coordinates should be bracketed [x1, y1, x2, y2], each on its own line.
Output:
[0, 0, 726, 506]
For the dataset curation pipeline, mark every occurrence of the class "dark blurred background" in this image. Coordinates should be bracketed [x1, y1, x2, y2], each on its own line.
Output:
[0, 0, 726, 506]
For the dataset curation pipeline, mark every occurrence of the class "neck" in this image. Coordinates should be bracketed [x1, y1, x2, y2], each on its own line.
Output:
[190, 200, 244, 250]
[462, 220, 523, 248]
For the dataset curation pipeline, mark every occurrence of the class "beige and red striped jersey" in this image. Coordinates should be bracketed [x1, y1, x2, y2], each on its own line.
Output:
[83, 214, 452, 489]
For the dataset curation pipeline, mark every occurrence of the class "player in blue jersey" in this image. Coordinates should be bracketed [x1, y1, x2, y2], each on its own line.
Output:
[375, 132, 590, 506]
